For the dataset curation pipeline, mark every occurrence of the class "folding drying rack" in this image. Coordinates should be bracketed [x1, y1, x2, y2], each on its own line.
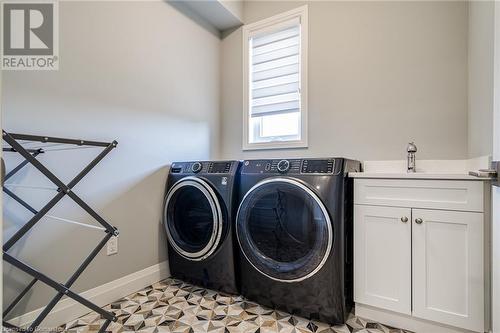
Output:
[2, 131, 119, 332]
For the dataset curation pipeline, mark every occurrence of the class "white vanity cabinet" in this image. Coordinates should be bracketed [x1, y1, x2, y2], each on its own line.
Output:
[412, 209, 484, 331]
[352, 177, 490, 333]
[354, 205, 412, 315]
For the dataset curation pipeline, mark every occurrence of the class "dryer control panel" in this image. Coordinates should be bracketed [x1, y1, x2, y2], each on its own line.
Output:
[170, 161, 235, 174]
[242, 159, 338, 175]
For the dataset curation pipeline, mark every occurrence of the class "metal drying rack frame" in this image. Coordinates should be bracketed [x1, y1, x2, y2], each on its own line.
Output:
[2, 131, 119, 332]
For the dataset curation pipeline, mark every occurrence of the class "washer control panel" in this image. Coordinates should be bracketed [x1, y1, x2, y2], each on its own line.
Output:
[301, 159, 335, 174]
[171, 161, 234, 174]
[242, 159, 337, 174]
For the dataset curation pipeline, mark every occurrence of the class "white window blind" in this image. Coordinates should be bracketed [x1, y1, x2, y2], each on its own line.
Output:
[242, 6, 307, 150]
[250, 22, 301, 119]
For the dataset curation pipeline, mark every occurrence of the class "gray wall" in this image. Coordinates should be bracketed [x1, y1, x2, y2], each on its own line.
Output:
[220, 1, 469, 161]
[2, 1, 220, 317]
[468, 1, 495, 158]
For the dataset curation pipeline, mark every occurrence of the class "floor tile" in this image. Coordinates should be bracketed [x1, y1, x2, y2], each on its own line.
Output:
[60, 278, 413, 333]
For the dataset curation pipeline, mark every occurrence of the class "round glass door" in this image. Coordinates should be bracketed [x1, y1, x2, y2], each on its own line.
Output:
[236, 178, 333, 282]
[164, 177, 222, 261]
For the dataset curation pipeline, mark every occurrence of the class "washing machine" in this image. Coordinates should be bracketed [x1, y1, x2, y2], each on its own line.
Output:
[163, 160, 240, 294]
[236, 158, 361, 324]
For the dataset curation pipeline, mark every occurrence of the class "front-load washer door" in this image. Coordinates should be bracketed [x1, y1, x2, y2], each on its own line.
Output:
[236, 178, 333, 282]
[164, 176, 223, 261]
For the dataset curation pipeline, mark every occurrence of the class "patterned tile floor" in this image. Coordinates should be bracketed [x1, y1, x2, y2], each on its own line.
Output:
[62, 278, 412, 333]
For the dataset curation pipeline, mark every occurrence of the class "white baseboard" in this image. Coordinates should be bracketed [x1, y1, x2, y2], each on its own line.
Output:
[8, 260, 170, 329]
[355, 303, 480, 333]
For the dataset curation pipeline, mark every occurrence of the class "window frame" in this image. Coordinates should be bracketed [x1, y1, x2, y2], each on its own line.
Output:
[242, 5, 308, 151]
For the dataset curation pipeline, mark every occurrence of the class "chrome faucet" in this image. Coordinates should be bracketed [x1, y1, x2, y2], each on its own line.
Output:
[407, 142, 417, 173]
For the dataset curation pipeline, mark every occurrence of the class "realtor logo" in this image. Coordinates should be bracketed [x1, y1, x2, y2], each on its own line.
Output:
[1, 1, 59, 70]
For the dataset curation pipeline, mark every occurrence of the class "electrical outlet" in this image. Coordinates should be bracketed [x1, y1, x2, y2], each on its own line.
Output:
[107, 236, 118, 256]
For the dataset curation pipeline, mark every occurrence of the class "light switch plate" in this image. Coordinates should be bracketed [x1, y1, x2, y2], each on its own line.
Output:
[107, 236, 118, 256]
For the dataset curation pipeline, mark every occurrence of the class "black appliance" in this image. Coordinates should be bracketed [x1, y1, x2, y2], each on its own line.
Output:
[235, 158, 361, 324]
[163, 160, 240, 294]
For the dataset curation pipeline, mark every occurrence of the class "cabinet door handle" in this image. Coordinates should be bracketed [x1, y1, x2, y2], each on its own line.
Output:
[401, 216, 408, 223]
[415, 218, 423, 224]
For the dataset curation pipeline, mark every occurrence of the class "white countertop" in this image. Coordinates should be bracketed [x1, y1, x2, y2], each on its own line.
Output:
[350, 157, 495, 180]
[348, 172, 492, 181]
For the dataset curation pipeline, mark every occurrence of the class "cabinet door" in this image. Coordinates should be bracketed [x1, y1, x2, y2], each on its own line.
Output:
[412, 209, 484, 332]
[354, 205, 412, 314]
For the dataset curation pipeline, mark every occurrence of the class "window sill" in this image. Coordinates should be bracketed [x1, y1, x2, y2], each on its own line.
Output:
[242, 139, 308, 151]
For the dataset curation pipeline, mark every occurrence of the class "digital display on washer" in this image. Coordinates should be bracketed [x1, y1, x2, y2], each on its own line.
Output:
[210, 162, 231, 173]
[302, 160, 334, 173]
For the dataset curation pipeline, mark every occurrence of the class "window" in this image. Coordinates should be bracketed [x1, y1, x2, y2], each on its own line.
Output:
[242, 6, 308, 150]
